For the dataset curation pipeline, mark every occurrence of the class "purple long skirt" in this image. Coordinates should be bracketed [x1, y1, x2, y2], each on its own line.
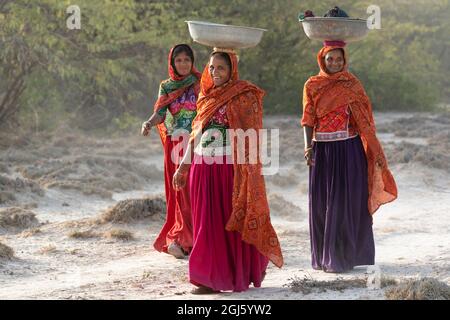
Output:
[309, 136, 375, 272]
[189, 153, 268, 292]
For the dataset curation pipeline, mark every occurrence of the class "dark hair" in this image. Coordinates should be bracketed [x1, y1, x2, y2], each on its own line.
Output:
[331, 48, 345, 57]
[325, 48, 346, 66]
[210, 52, 232, 69]
[324, 6, 349, 17]
[171, 44, 194, 75]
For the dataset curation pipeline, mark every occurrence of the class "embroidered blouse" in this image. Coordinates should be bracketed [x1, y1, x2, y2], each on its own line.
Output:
[303, 104, 358, 142]
[200, 104, 230, 148]
[157, 85, 197, 135]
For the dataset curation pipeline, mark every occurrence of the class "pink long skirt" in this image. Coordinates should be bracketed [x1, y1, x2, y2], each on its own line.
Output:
[188, 153, 268, 292]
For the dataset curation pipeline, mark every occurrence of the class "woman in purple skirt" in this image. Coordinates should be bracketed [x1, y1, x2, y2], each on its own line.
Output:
[301, 42, 397, 273]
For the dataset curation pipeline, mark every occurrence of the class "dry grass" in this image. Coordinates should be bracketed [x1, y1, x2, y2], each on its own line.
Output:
[0, 207, 40, 232]
[267, 172, 300, 188]
[286, 275, 367, 294]
[384, 142, 450, 171]
[16, 153, 164, 198]
[98, 196, 165, 224]
[38, 244, 57, 255]
[0, 162, 8, 173]
[0, 175, 44, 202]
[142, 270, 154, 280]
[62, 219, 93, 229]
[68, 230, 100, 239]
[66, 248, 81, 255]
[380, 275, 398, 288]
[22, 203, 38, 209]
[297, 182, 309, 195]
[377, 114, 450, 138]
[385, 278, 450, 300]
[20, 227, 42, 238]
[45, 181, 113, 198]
[104, 229, 134, 241]
[0, 191, 16, 204]
[268, 193, 305, 220]
[379, 113, 450, 171]
[0, 242, 14, 259]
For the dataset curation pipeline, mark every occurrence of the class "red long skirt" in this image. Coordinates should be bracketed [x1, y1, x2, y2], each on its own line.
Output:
[153, 136, 192, 254]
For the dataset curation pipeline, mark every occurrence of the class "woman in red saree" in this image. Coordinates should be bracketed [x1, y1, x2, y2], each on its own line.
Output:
[301, 42, 397, 272]
[141, 44, 201, 259]
[173, 50, 283, 293]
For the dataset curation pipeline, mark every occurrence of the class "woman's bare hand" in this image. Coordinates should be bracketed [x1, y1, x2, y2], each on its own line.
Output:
[173, 169, 188, 190]
[141, 121, 151, 136]
[305, 148, 315, 166]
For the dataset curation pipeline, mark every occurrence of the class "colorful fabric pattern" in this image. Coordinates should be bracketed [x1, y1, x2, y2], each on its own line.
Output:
[200, 105, 230, 148]
[152, 45, 201, 144]
[157, 86, 198, 135]
[314, 105, 357, 141]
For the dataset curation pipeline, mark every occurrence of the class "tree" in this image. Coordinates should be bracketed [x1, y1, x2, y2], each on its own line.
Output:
[0, 0, 448, 133]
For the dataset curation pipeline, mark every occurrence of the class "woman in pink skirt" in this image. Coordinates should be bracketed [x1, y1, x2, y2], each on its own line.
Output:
[173, 50, 284, 294]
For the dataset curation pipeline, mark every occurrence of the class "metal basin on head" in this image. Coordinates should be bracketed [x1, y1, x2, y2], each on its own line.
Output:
[186, 21, 267, 49]
[300, 17, 369, 42]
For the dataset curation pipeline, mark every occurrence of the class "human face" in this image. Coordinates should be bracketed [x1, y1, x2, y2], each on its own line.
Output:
[324, 49, 345, 74]
[209, 55, 231, 87]
[173, 52, 192, 77]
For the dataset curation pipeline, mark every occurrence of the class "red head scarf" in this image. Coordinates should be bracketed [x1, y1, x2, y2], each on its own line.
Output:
[166, 44, 200, 81]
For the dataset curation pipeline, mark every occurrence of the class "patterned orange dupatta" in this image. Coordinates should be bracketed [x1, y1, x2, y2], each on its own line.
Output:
[302, 45, 398, 214]
[190, 52, 284, 268]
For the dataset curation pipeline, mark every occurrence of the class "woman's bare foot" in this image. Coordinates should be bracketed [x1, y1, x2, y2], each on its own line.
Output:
[167, 242, 185, 259]
[191, 286, 220, 295]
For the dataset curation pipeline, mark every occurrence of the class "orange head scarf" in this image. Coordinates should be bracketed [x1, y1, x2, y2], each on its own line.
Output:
[302, 45, 364, 121]
[191, 51, 284, 268]
[189, 52, 241, 140]
[153, 44, 201, 144]
[302, 45, 398, 214]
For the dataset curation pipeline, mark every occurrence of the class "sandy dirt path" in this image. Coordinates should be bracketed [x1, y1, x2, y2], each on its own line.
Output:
[1, 113, 449, 300]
